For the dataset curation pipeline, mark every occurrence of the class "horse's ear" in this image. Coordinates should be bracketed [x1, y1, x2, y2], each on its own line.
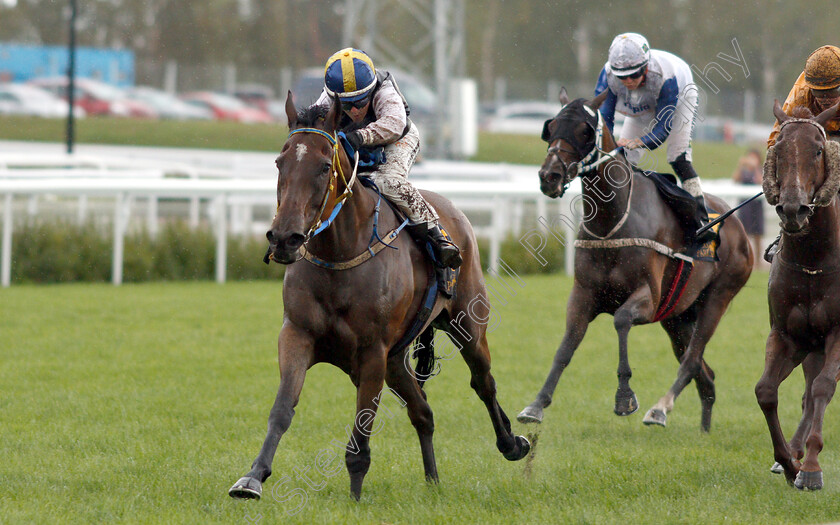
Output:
[558, 86, 570, 105]
[815, 100, 840, 128]
[772, 99, 789, 124]
[586, 90, 609, 111]
[324, 96, 342, 133]
[541, 119, 553, 143]
[762, 145, 779, 206]
[285, 91, 297, 129]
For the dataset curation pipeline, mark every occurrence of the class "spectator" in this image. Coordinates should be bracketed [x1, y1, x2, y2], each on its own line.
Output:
[732, 149, 765, 269]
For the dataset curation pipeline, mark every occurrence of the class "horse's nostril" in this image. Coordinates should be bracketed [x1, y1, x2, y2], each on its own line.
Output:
[266, 230, 275, 242]
[284, 233, 306, 250]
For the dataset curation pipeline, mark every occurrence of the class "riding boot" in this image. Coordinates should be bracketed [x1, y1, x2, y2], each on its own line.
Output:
[408, 223, 462, 269]
[671, 155, 717, 245]
[694, 194, 718, 244]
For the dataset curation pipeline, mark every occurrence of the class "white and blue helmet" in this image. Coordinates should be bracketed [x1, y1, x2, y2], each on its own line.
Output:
[607, 33, 651, 77]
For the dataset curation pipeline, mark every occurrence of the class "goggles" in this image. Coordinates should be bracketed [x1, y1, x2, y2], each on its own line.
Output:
[616, 68, 645, 80]
[340, 96, 370, 111]
[812, 86, 840, 100]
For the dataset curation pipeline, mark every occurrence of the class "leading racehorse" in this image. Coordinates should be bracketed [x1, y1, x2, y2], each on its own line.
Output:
[755, 100, 840, 490]
[229, 93, 529, 501]
[518, 89, 753, 431]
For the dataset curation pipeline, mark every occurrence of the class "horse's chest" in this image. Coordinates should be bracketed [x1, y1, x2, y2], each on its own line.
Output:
[771, 279, 838, 340]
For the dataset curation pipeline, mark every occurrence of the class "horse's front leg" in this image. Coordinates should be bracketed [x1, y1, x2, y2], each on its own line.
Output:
[518, 285, 596, 424]
[796, 333, 840, 491]
[346, 349, 388, 500]
[755, 330, 803, 486]
[229, 323, 314, 500]
[613, 286, 655, 416]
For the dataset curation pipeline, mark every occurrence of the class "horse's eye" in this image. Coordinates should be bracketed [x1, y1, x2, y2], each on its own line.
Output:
[321, 163, 332, 174]
[816, 148, 823, 157]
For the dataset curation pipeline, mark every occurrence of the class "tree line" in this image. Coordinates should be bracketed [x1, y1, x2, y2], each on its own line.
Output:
[0, 0, 835, 103]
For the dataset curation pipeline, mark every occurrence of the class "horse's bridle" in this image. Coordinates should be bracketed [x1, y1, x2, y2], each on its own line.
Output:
[268, 128, 359, 263]
[776, 117, 828, 216]
[546, 105, 623, 191]
[286, 127, 359, 239]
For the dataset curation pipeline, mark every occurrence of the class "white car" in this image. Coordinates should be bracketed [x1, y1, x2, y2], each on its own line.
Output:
[0, 83, 84, 118]
[482, 102, 564, 135]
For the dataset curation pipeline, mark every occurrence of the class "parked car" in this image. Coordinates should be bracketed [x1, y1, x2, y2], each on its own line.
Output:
[0, 83, 85, 118]
[481, 101, 563, 135]
[126, 86, 213, 121]
[27, 77, 157, 118]
[179, 91, 273, 124]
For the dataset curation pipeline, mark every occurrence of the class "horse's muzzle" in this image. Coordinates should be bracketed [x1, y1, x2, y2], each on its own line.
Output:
[265, 230, 306, 264]
[539, 170, 565, 198]
[775, 203, 812, 234]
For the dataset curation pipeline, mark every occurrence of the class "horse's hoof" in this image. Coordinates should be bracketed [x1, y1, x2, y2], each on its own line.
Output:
[642, 408, 667, 427]
[614, 392, 639, 416]
[503, 435, 531, 461]
[229, 476, 262, 500]
[770, 462, 784, 475]
[517, 405, 544, 424]
[794, 470, 823, 491]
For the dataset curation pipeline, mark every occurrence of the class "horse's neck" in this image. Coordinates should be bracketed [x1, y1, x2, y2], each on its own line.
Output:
[581, 157, 634, 236]
[306, 181, 379, 260]
[783, 200, 840, 263]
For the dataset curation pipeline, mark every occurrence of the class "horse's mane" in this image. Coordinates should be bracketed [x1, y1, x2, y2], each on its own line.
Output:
[295, 104, 330, 128]
[791, 106, 814, 119]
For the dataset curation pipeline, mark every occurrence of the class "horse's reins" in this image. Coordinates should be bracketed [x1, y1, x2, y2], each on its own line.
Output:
[770, 118, 840, 276]
[288, 128, 358, 240]
[273, 127, 409, 269]
[553, 104, 633, 240]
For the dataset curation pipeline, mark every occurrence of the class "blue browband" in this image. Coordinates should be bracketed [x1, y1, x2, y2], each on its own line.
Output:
[289, 127, 337, 145]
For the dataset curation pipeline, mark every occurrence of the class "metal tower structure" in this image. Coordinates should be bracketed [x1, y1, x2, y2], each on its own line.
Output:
[341, 0, 466, 158]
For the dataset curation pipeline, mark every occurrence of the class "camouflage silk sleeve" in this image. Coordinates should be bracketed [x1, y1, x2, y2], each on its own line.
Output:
[356, 81, 408, 147]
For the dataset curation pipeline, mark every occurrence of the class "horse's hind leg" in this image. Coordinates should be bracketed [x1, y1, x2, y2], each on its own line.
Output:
[229, 325, 314, 500]
[796, 335, 840, 491]
[519, 285, 596, 423]
[645, 287, 735, 430]
[612, 287, 655, 416]
[385, 352, 438, 483]
[755, 330, 803, 485]
[346, 353, 388, 500]
[787, 352, 822, 464]
[446, 324, 529, 461]
[657, 314, 716, 431]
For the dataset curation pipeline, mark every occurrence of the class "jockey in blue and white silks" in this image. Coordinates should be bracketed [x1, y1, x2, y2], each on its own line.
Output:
[595, 33, 715, 242]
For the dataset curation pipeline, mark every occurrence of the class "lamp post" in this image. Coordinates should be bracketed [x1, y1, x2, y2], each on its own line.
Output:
[66, 0, 77, 153]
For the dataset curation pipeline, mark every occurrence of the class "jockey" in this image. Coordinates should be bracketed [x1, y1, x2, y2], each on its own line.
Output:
[595, 33, 716, 243]
[767, 45, 840, 147]
[311, 48, 461, 269]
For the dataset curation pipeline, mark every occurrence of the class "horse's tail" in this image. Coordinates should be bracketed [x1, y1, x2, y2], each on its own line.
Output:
[412, 327, 436, 390]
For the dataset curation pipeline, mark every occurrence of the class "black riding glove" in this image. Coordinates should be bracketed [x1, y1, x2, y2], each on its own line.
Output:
[344, 130, 365, 152]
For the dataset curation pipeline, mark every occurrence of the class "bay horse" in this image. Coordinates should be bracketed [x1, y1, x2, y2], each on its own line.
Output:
[755, 100, 840, 490]
[229, 93, 529, 501]
[518, 90, 753, 431]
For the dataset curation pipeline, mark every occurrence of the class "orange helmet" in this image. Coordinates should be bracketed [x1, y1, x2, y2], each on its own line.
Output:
[804, 45, 840, 90]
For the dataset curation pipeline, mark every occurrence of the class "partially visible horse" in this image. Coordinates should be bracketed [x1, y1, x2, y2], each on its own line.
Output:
[518, 89, 753, 431]
[229, 94, 529, 501]
[755, 100, 840, 491]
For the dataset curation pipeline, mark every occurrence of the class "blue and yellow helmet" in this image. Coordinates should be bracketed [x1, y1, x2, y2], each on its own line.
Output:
[324, 48, 377, 102]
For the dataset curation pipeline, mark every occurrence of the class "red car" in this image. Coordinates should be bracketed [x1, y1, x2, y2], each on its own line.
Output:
[180, 91, 273, 123]
[27, 77, 157, 118]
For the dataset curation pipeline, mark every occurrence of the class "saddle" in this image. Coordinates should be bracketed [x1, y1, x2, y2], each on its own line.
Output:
[358, 177, 458, 298]
[641, 169, 721, 261]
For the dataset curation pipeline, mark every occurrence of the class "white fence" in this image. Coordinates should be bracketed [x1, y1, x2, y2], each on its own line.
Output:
[0, 141, 769, 286]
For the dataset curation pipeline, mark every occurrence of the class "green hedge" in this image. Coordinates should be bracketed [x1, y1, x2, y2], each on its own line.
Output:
[9, 220, 566, 283]
[11, 220, 280, 284]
